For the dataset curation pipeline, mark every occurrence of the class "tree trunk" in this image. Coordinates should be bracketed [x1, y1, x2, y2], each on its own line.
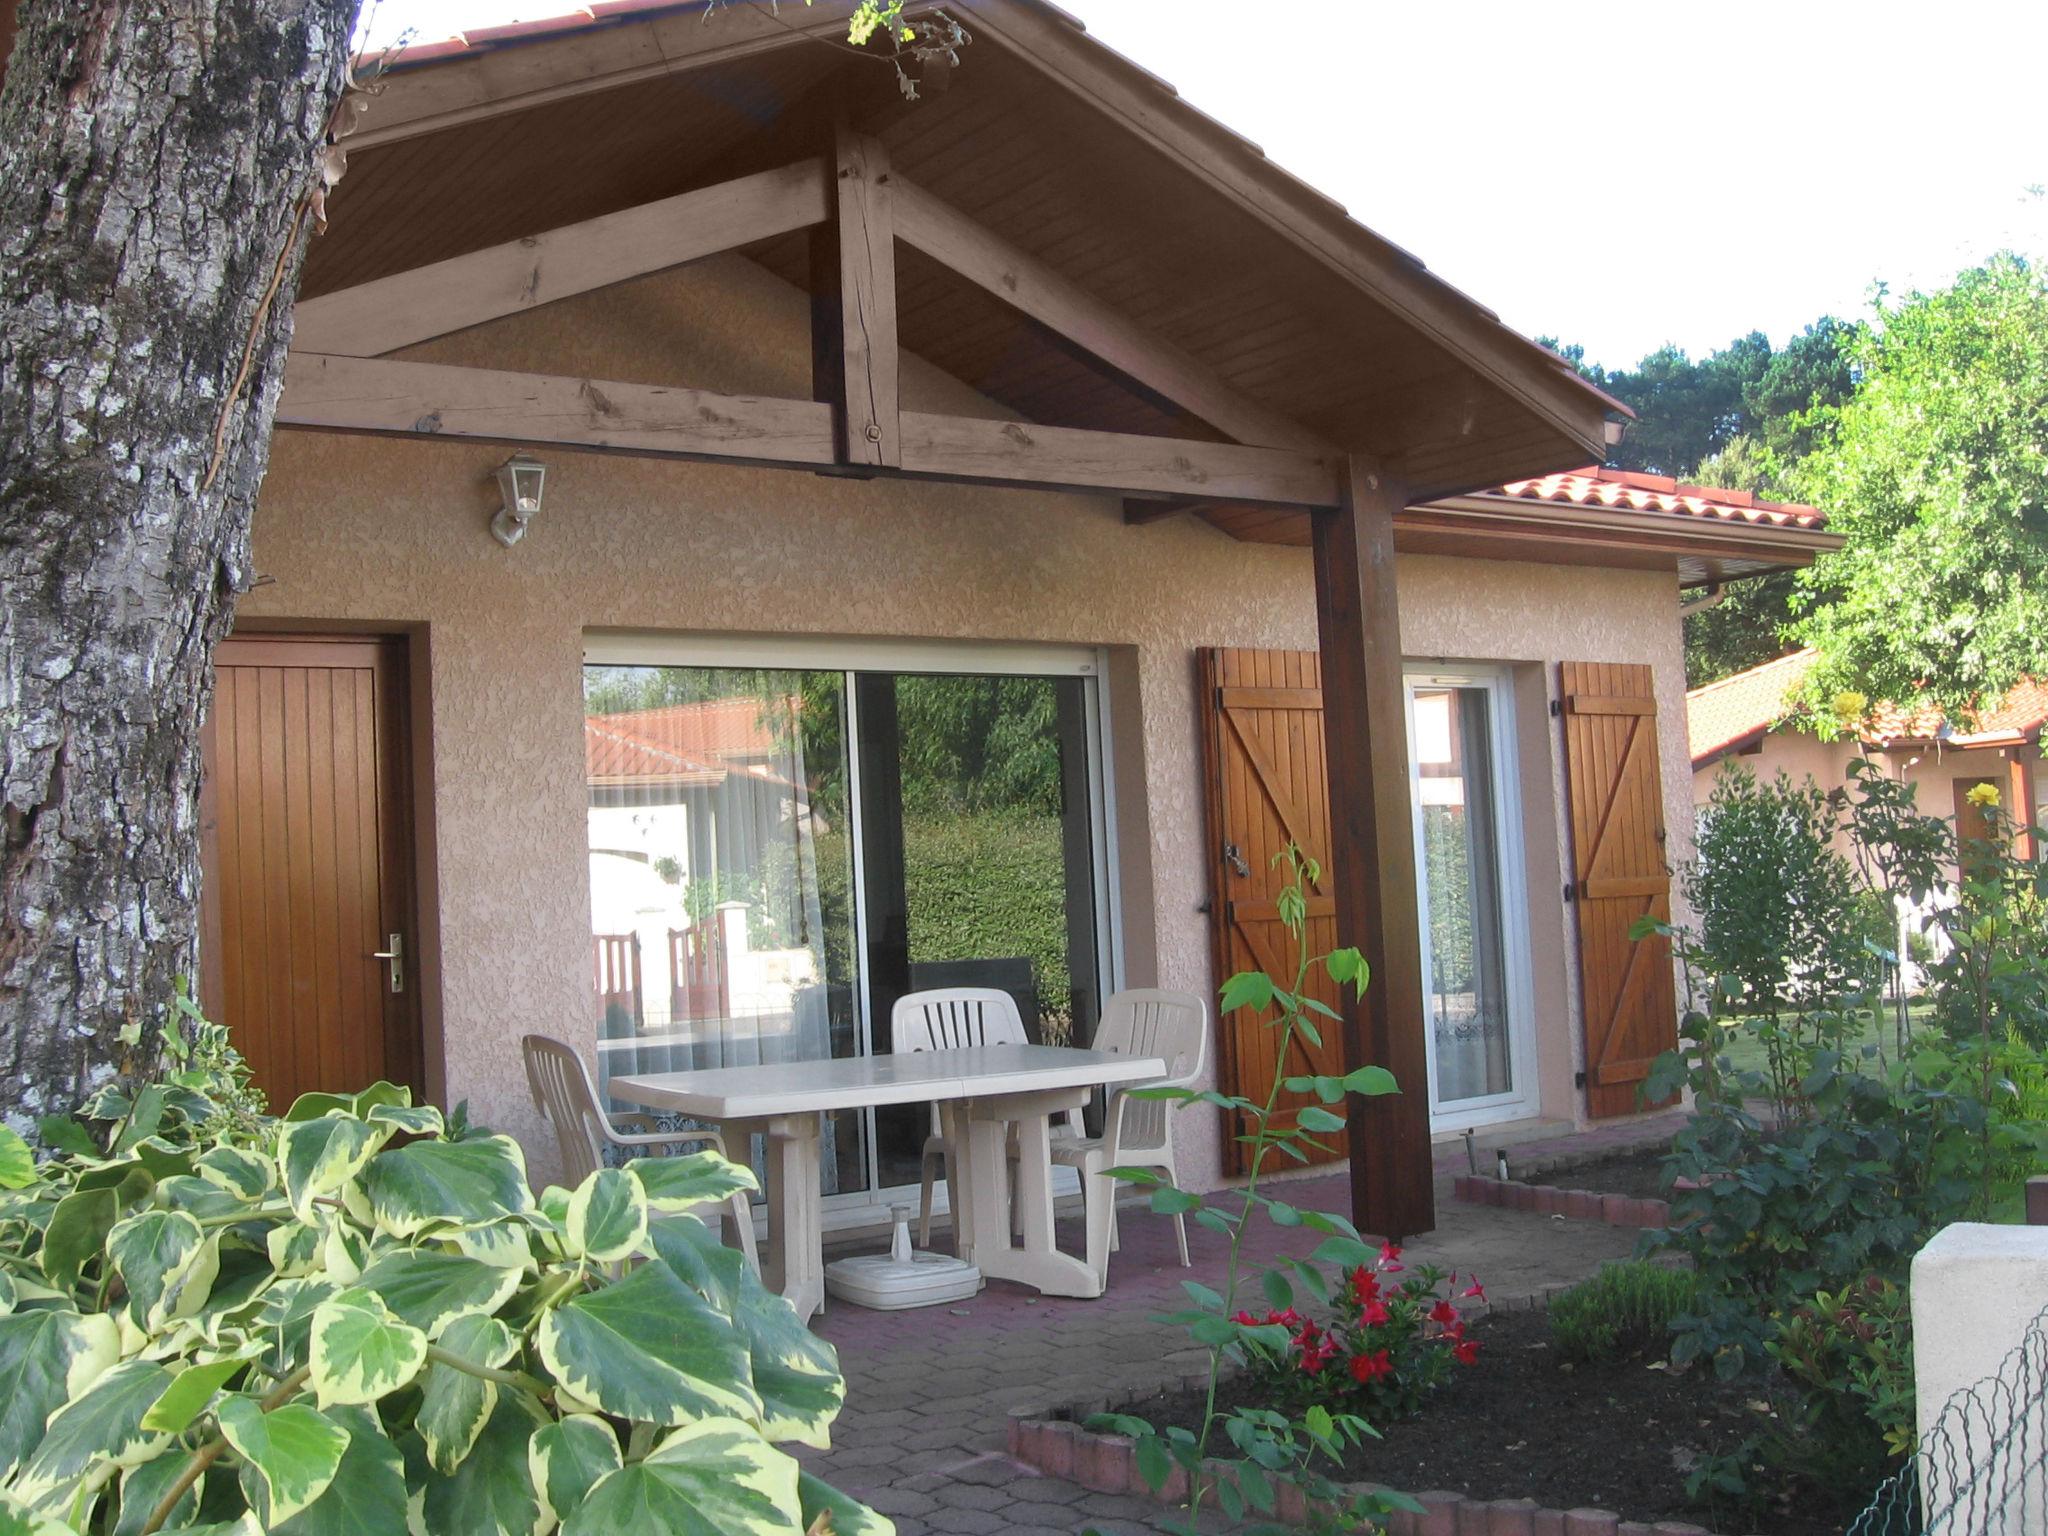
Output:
[0, 0, 358, 1130]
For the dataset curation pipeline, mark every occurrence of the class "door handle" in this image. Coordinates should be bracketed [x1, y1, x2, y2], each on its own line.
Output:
[1223, 841, 1251, 878]
[371, 933, 404, 994]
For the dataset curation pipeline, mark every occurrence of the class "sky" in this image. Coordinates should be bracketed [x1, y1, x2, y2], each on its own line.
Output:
[359, 0, 2048, 370]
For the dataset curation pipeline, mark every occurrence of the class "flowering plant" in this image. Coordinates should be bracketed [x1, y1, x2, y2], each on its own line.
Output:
[1238, 1247, 1483, 1421]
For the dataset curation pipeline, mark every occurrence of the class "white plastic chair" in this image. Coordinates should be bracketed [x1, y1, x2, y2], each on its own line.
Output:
[1051, 989, 1208, 1267]
[892, 988, 1053, 1248]
[521, 1033, 758, 1273]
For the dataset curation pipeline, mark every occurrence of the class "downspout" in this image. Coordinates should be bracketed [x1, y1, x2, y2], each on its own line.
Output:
[1678, 582, 1726, 619]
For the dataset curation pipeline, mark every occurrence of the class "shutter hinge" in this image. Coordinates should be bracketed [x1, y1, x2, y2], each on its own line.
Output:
[1562, 882, 1576, 903]
[1575, 1070, 1587, 1090]
[1549, 698, 1563, 718]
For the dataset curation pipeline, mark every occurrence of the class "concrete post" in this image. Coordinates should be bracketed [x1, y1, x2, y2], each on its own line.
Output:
[1910, 1223, 2048, 1528]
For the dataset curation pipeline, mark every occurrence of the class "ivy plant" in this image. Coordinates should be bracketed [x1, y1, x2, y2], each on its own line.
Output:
[0, 1013, 886, 1536]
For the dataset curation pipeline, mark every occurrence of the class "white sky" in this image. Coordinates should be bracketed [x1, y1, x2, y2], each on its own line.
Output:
[359, 0, 2048, 369]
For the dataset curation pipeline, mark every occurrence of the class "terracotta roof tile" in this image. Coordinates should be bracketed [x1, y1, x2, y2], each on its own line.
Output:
[1863, 678, 2048, 748]
[585, 697, 785, 785]
[1499, 466, 1826, 531]
[1686, 649, 1814, 767]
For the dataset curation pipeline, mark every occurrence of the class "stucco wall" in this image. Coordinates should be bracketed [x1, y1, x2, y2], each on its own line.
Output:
[240, 253, 1695, 1192]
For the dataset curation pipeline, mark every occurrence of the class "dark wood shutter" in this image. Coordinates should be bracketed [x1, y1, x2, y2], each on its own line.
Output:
[1198, 649, 1348, 1173]
[1559, 662, 1678, 1118]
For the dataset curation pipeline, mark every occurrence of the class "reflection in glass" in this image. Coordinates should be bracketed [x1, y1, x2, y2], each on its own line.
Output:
[1414, 686, 1513, 1104]
[582, 666, 866, 1194]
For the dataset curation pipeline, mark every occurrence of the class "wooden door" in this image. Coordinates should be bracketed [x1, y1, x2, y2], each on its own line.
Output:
[198, 636, 422, 1111]
[1199, 649, 1348, 1173]
[1558, 662, 1677, 1119]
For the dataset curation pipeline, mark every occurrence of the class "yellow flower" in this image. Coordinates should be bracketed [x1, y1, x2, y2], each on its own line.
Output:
[1831, 690, 1869, 722]
[1966, 781, 2002, 809]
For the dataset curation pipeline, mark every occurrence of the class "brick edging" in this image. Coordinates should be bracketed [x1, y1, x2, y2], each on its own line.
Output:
[1002, 1290, 1728, 1536]
[1451, 1173, 1669, 1229]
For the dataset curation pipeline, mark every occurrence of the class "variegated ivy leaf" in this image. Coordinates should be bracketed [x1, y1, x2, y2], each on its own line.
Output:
[309, 1290, 428, 1407]
[446, 1222, 533, 1271]
[157, 1173, 258, 1222]
[349, 1249, 522, 1339]
[0, 1127, 35, 1191]
[196, 1144, 275, 1201]
[321, 1221, 367, 1285]
[536, 1260, 758, 1427]
[527, 1414, 621, 1531]
[115, 1450, 202, 1536]
[360, 1136, 531, 1239]
[259, 1278, 341, 1379]
[415, 1314, 514, 1474]
[0, 1488, 75, 1536]
[563, 1168, 647, 1264]
[0, 1270, 16, 1318]
[648, 1218, 842, 1448]
[140, 1353, 257, 1435]
[798, 1471, 896, 1536]
[405, 1388, 548, 1536]
[219, 1396, 350, 1526]
[41, 1184, 119, 1290]
[269, 1403, 405, 1536]
[277, 1116, 387, 1223]
[536, 1187, 572, 1226]
[12, 1357, 174, 1512]
[0, 1308, 120, 1479]
[626, 1152, 757, 1213]
[366, 1102, 444, 1138]
[561, 1418, 803, 1536]
[107, 1208, 206, 1328]
[268, 1218, 325, 1279]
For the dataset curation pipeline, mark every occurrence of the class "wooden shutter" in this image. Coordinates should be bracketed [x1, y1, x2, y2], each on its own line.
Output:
[1198, 649, 1348, 1172]
[1558, 662, 1678, 1118]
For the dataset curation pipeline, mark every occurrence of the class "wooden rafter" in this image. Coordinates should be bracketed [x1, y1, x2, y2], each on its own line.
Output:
[891, 175, 1330, 453]
[274, 354, 1341, 508]
[293, 160, 830, 358]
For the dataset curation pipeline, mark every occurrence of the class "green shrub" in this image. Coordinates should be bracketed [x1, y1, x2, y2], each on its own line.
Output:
[0, 1008, 881, 1536]
[1548, 1261, 1697, 1365]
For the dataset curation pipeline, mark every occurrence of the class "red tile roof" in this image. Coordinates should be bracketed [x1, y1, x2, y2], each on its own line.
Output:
[1864, 678, 2048, 748]
[585, 697, 785, 786]
[1498, 466, 1825, 531]
[1687, 649, 1815, 767]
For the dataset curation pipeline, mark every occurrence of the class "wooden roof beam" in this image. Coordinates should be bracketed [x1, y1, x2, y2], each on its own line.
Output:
[811, 120, 899, 469]
[892, 174, 1330, 454]
[275, 354, 1339, 508]
[292, 159, 830, 358]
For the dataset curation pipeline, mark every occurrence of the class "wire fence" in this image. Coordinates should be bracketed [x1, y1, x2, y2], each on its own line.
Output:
[1849, 1300, 2048, 1535]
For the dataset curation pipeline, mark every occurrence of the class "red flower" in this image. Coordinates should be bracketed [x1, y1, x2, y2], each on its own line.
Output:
[1349, 1267, 1381, 1305]
[1347, 1349, 1393, 1383]
[1429, 1300, 1460, 1326]
[1453, 1337, 1482, 1366]
[1377, 1241, 1405, 1273]
[1298, 1335, 1339, 1374]
[1360, 1300, 1390, 1327]
[1462, 1280, 1486, 1301]
[1232, 1310, 1258, 1326]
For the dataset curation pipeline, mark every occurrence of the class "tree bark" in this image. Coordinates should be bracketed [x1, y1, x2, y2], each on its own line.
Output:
[0, 0, 358, 1130]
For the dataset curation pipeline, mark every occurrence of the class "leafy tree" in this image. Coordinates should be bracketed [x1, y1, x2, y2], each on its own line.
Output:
[1793, 255, 2048, 715]
[1682, 436, 1805, 684]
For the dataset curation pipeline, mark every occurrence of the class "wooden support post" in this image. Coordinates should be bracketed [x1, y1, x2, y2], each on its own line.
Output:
[811, 116, 899, 470]
[1311, 455, 1434, 1241]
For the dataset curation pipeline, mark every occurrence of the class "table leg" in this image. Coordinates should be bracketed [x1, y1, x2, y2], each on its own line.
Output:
[966, 1088, 1105, 1299]
[961, 1109, 1012, 1266]
[764, 1112, 824, 1324]
[939, 1101, 974, 1260]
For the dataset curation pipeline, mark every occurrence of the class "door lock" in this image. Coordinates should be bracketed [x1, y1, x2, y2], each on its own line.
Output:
[371, 933, 405, 994]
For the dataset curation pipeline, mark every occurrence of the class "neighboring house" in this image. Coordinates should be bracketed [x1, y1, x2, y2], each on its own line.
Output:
[189, 0, 1836, 1234]
[1689, 648, 2047, 870]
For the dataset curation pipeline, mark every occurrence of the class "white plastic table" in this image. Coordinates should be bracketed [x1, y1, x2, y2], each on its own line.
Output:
[607, 1045, 1164, 1323]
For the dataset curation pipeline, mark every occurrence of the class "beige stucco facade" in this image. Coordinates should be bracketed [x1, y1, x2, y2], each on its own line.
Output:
[239, 253, 1696, 1194]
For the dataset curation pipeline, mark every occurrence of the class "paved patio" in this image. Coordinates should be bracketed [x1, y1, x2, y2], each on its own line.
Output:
[799, 1120, 1669, 1533]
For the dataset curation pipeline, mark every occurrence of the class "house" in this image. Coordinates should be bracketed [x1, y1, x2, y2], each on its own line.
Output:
[192, 0, 1836, 1237]
[1689, 649, 2046, 867]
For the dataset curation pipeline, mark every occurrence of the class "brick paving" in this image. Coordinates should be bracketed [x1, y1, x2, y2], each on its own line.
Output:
[800, 1119, 1671, 1533]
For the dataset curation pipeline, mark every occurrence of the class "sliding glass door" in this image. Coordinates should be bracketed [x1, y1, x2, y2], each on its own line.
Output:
[582, 641, 1111, 1209]
[1406, 670, 1534, 1124]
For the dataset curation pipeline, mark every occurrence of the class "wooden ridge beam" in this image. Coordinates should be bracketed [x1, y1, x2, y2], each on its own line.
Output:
[893, 174, 1328, 454]
[293, 160, 830, 358]
[277, 353, 837, 467]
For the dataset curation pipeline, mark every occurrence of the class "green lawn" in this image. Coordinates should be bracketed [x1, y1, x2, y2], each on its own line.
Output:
[1711, 1002, 1939, 1081]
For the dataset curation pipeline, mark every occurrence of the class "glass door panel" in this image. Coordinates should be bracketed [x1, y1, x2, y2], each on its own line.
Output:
[1411, 683, 1516, 1108]
[582, 665, 867, 1194]
[862, 673, 1104, 1192]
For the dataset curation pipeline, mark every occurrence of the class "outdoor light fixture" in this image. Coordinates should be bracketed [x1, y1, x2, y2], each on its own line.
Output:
[490, 454, 547, 547]
[1602, 410, 1631, 449]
